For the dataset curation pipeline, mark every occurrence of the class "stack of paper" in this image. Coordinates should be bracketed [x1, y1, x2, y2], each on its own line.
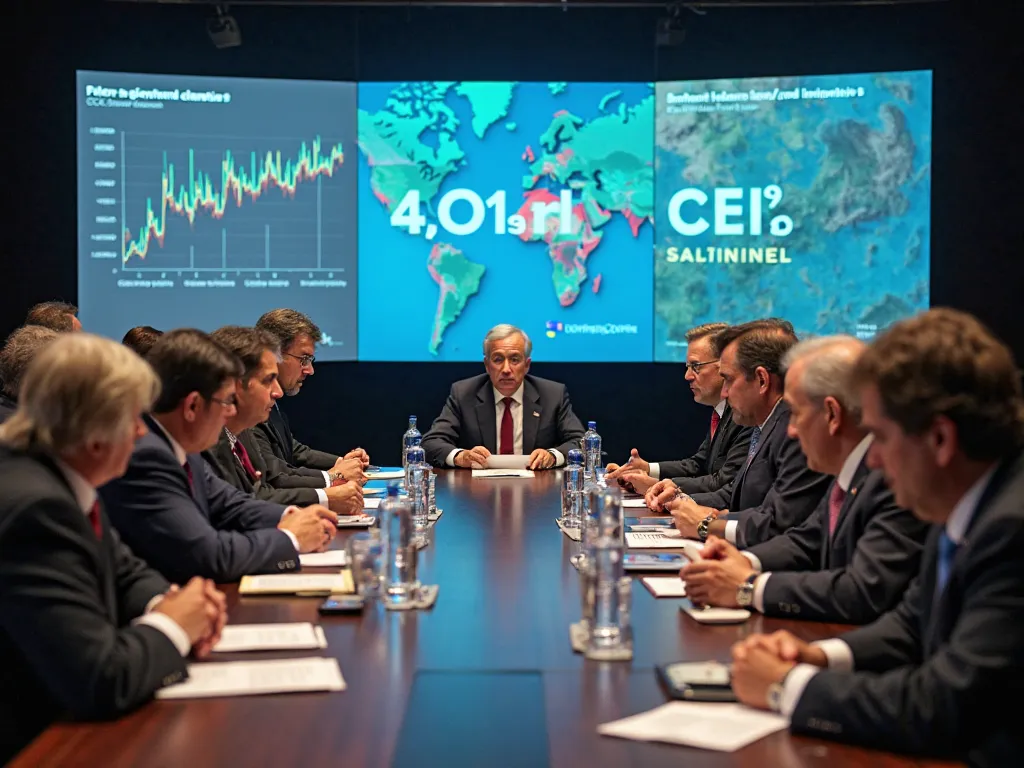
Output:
[485, 454, 532, 470]
[299, 550, 349, 568]
[597, 702, 787, 751]
[239, 572, 353, 596]
[336, 514, 376, 527]
[366, 468, 404, 480]
[157, 658, 345, 699]
[641, 576, 688, 598]
[621, 497, 649, 508]
[471, 468, 535, 478]
[212, 623, 327, 652]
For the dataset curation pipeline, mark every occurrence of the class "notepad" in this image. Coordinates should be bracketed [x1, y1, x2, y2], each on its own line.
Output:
[621, 497, 648, 508]
[239, 572, 354, 596]
[641, 576, 688, 598]
[597, 701, 787, 752]
[363, 498, 382, 510]
[484, 454, 531, 470]
[471, 469, 535, 478]
[681, 606, 751, 624]
[212, 623, 327, 652]
[336, 514, 376, 527]
[299, 550, 349, 568]
[156, 658, 346, 700]
[366, 469, 404, 480]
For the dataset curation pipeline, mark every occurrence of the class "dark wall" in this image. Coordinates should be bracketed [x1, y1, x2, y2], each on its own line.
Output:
[4, 1, 1021, 465]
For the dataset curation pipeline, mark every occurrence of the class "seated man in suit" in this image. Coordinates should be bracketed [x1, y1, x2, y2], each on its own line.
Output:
[605, 322, 753, 496]
[0, 325, 59, 423]
[206, 325, 364, 513]
[24, 300, 82, 332]
[681, 335, 930, 623]
[0, 333, 226, 762]
[730, 308, 1024, 765]
[421, 323, 586, 470]
[661, 320, 831, 548]
[101, 329, 338, 584]
[253, 308, 368, 481]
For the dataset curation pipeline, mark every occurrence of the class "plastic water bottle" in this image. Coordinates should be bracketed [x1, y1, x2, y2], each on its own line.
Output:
[587, 484, 632, 655]
[408, 461, 430, 540]
[561, 448, 584, 528]
[379, 484, 418, 607]
[583, 421, 601, 481]
[404, 446, 425, 493]
[402, 416, 421, 470]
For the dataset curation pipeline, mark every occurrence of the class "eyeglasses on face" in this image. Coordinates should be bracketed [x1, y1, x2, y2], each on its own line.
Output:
[685, 359, 720, 374]
[209, 395, 238, 409]
[284, 352, 316, 367]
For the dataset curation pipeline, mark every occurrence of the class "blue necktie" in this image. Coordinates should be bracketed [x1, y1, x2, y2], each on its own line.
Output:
[745, 426, 762, 467]
[934, 531, 958, 599]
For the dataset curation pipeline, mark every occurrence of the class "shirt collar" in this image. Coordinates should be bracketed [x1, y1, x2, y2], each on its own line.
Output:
[493, 383, 524, 407]
[714, 399, 726, 416]
[946, 464, 999, 544]
[151, 417, 188, 466]
[54, 459, 98, 514]
[837, 434, 873, 491]
[224, 427, 238, 448]
[759, 397, 783, 430]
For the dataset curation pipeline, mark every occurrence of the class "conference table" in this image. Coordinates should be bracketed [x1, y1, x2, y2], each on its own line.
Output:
[16, 470, 961, 767]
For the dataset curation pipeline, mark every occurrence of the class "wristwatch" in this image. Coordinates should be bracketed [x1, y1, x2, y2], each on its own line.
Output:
[736, 572, 758, 607]
[766, 667, 794, 712]
[696, 514, 715, 541]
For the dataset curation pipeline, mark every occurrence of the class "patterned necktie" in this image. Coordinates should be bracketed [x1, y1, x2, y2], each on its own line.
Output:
[827, 482, 847, 537]
[499, 396, 514, 455]
[88, 500, 102, 539]
[745, 426, 762, 467]
[233, 439, 259, 481]
[710, 410, 721, 439]
[934, 531, 958, 600]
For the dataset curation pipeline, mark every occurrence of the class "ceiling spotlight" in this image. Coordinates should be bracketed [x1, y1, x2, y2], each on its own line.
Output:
[207, 5, 241, 49]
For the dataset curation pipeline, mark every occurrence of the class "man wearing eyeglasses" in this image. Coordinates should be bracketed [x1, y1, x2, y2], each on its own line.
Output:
[252, 309, 369, 485]
[606, 322, 754, 498]
[421, 324, 586, 470]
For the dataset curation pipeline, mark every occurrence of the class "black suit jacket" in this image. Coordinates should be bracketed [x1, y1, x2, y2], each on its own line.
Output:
[254, 403, 338, 472]
[0, 392, 17, 424]
[696, 401, 830, 548]
[203, 428, 323, 507]
[0, 448, 186, 763]
[656, 405, 754, 495]
[421, 373, 586, 467]
[791, 451, 1024, 765]
[100, 415, 299, 583]
[746, 456, 930, 623]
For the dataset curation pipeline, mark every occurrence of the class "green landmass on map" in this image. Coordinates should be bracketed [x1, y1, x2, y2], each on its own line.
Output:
[548, 82, 567, 96]
[454, 82, 516, 139]
[505, 122, 517, 131]
[427, 243, 485, 355]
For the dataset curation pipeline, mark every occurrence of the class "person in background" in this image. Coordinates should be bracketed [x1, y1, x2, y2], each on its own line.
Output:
[421, 323, 586, 470]
[0, 325, 60, 423]
[0, 333, 226, 762]
[206, 325, 364, 513]
[729, 309, 1024, 766]
[606, 322, 752, 496]
[122, 326, 163, 358]
[24, 301, 81, 332]
[681, 335, 930, 624]
[100, 329, 338, 584]
[253, 308, 369, 480]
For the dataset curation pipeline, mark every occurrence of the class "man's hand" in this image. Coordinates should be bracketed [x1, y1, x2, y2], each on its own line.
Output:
[528, 449, 556, 470]
[608, 448, 651, 480]
[279, 505, 338, 552]
[344, 447, 370, 467]
[332, 457, 367, 485]
[730, 638, 796, 711]
[619, 471, 658, 494]
[192, 581, 228, 659]
[680, 538, 756, 608]
[324, 483, 364, 515]
[152, 577, 219, 648]
[665, 495, 709, 538]
[645, 478, 679, 512]
[454, 446, 491, 469]
[744, 630, 829, 667]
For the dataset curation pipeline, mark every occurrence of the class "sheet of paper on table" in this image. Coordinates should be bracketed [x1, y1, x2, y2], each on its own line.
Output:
[641, 576, 688, 598]
[621, 497, 648, 508]
[212, 623, 327, 652]
[472, 469, 536, 478]
[239, 572, 353, 595]
[299, 550, 350, 568]
[484, 454, 532, 470]
[597, 701, 787, 752]
[156, 658, 345, 699]
[363, 497, 382, 510]
[366, 468, 404, 480]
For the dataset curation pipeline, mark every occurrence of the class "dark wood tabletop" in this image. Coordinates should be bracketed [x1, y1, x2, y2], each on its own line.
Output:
[14, 470, 961, 767]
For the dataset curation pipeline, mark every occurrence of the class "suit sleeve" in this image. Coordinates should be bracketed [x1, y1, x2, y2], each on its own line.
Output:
[421, 386, 465, 467]
[109, 525, 171, 619]
[675, 425, 753, 495]
[746, 501, 824, 573]
[732, 436, 831, 548]
[290, 439, 338, 471]
[656, 436, 709, 483]
[0, 499, 186, 720]
[761, 500, 929, 624]
[689, 480, 735, 510]
[553, 386, 585, 457]
[101, 445, 298, 584]
[791, 522, 1024, 755]
[251, 424, 324, 481]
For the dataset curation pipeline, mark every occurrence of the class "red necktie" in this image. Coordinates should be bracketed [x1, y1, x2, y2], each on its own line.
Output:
[710, 410, 721, 439]
[88, 500, 102, 539]
[233, 440, 259, 481]
[183, 461, 194, 495]
[828, 482, 847, 537]
[499, 396, 514, 455]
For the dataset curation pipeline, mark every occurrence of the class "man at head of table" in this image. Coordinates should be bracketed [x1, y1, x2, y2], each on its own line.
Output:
[420, 324, 586, 471]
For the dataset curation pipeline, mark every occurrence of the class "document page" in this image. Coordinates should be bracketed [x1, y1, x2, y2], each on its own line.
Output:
[212, 623, 327, 652]
[641, 576, 688, 598]
[485, 454, 531, 470]
[157, 658, 345, 699]
[471, 469, 535, 478]
[366, 468, 404, 480]
[299, 550, 350, 567]
[598, 701, 787, 752]
[239, 573, 353, 595]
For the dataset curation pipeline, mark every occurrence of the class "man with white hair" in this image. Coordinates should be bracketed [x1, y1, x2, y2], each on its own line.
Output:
[0, 334, 227, 762]
[421, 324, 586, 469]
[679, 335, 930, 623]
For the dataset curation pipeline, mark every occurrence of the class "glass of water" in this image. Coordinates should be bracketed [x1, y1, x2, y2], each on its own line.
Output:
[347, 531, 383, 600]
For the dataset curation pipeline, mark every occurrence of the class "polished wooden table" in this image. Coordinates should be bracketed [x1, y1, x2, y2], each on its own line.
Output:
[16, 471, 960, 767]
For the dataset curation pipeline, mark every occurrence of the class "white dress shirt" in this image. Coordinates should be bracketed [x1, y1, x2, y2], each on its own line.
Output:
[446, 383, 565, 467]
[742, 434, 875, 610]
[723, 397, 783, 544]
[649, 400, 726, 480]
[54, 459, 192, 656]
[776, 462, 999, 718]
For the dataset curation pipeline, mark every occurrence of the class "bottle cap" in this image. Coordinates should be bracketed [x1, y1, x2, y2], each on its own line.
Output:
[386, 483, 400, 497]
[567, 449, 583, 464]
[587, 421, 597, 429]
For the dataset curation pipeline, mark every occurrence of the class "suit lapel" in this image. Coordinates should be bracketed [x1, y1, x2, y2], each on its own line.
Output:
[186, 454, 212, 519]
[522, 380, 541, 454]
[269, 405, 292, 462]
[474, 383, 498, 453]
[825, 461, 870, 565]
[707, 406, 730, 465]
[730, 401, 786, 508]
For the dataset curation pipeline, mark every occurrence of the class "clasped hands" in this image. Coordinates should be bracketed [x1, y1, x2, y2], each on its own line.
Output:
[730, 630, 828, 711]
[454, 446, 557, 470]
[152, 577, 228, 660]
